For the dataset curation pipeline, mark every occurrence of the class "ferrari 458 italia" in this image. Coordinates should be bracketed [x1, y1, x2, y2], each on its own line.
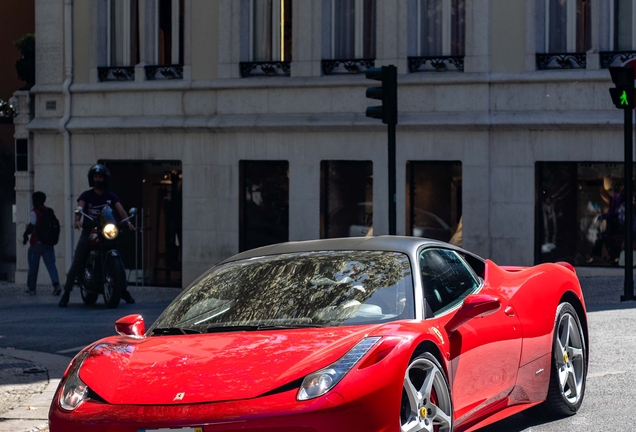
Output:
[49, 237, 588, 432]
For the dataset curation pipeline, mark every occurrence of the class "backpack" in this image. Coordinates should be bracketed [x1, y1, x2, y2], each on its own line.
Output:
[37, 208, 61, 246]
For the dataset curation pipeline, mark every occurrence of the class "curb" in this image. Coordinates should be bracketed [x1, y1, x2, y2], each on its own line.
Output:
[0, 348, 72, 432]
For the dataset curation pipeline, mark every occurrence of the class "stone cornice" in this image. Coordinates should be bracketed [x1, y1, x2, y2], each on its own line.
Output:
[27, 110, 623, 134]
[29, 69, 614, 95]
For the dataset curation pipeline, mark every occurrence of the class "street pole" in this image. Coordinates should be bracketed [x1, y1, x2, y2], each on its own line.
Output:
[623, 106, 636, 301]
[388, 123, 396, 235]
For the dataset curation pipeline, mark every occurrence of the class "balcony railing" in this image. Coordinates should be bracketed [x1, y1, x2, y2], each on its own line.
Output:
[145, 64, 184, 80]
[600, 51, 636, 69]
[408, 56, 464, 73]
[240, 61, 291, 77]
[97, 66, 135, 82]
[322, 59, 375, 75]
[536, 53, 586, 70]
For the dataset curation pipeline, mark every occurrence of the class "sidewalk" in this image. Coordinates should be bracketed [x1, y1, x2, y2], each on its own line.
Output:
[0, 276, 632, 432]
[0, 281, 182, 432]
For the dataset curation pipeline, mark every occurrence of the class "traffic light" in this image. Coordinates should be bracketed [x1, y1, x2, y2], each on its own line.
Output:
[365, 66, 398, 125]
[609, 67, 635, 109]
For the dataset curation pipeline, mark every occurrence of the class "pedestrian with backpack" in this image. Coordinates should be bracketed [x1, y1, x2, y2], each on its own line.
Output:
[22, 191, 61, 296]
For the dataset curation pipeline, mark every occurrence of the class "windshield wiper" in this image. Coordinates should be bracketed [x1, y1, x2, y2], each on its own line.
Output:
[152, 327, 201, 335]
[206, 323, 324, 333]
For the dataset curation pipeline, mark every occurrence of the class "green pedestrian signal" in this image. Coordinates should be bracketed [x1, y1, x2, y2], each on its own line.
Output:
[609, 67, 634, 109]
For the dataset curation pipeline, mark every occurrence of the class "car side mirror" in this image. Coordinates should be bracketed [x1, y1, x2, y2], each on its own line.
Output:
[445, 294, 501, 333]
[115, 314, 145, 337]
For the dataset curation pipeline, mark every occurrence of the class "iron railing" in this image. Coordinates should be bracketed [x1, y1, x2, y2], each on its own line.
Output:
[97, 66, 135, 82]
[600, 51, 636, 69]
[408, 56, 464, 73]
[536, 53, 586, 70]
[322, 58, 375, 75]
[240, 61, 291, 77]
[145, 64, 184, 80]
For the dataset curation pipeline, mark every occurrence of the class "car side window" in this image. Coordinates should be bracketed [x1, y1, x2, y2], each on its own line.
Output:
[419, 248, 480, 316]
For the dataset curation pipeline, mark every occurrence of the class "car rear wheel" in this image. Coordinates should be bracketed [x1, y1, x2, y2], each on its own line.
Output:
[401, 352, 453, 432]
[538, 302, 587, 417]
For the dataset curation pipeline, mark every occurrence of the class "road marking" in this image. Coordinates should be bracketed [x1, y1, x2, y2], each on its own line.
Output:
[588, 370, 626, 378]
[56, 345, 87, 354]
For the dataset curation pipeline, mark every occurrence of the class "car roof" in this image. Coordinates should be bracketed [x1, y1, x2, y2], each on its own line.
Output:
[221, 236, 484, 264]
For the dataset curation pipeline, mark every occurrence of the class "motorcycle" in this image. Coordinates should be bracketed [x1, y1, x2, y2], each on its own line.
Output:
[74, 205, 136, 308]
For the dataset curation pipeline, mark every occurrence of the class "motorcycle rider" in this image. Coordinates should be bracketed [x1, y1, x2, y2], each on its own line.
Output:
[59, 164, 135, 307]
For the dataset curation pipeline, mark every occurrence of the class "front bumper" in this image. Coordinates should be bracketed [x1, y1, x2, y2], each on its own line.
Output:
[49, 385, 398, 432]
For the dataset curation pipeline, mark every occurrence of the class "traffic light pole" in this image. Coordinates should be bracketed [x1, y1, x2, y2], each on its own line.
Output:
[388, 123, 396, 235]
[623, 106, 636, 301]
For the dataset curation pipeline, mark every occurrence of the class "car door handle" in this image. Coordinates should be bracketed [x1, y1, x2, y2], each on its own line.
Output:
[504, 306, 515, 317]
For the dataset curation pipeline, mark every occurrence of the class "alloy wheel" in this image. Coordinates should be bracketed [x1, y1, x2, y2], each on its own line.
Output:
[401, 355, 452, 432]
[554, 311, 585, 405]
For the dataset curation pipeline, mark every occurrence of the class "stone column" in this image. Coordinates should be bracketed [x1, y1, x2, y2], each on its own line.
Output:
[375, 0, 408, 74]
[291, 0, 322, 77]
[586, 0, 601, 70]
[13, 91, 34, 285]
[217, 0, 242, 79]
[464, 0, 490, 73]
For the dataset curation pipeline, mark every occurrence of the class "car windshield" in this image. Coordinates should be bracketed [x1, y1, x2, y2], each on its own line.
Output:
[150, 251, 414, 333]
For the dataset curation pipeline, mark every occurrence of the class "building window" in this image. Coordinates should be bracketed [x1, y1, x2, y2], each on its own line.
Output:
[406, 161, 462, 245]
[322, 0, 376, 74]
[320, 161, 373, 238]
[240, 161, 289, 252]
[143, 0, 185, 80]
[417, 0, 465, 57]
[408, 0, 465, 72]
[109, 0, 140, 66]
[600, 1, 636, 67]
[332, 0, 376, 59]
[98, 0, 139, 81]
[241, 0, 292, 77]
[545, 0, 591, 53]
[157, 0, 184, 65]
[251, 0, 292, 62]
[537, 0, 590, 69]
[536, 162, 633, 267]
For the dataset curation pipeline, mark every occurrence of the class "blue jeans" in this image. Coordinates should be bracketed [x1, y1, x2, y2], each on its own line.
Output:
[27, 243, 60, 291]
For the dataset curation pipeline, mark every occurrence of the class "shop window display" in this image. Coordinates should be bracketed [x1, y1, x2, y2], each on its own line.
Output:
[240, 161, 289, 252]
[320, 161, 373, 238]
[536, 162, 635, 266]
[406, 161, 462, 245]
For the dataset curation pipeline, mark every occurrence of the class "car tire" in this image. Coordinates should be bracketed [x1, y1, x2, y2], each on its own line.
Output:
[401, 352, 453, 432]
[535, 302, 587, 418]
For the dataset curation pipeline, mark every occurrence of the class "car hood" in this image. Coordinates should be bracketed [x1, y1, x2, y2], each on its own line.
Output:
[79, 325, 379, 405]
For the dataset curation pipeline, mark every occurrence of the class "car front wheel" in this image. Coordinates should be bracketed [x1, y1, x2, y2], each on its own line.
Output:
[401, 352, 453, 432]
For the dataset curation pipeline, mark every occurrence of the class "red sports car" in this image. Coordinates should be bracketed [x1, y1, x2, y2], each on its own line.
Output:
[49, 237, 588, 432]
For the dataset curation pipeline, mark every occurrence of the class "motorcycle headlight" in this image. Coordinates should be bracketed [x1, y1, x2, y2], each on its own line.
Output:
[297, 337, 381, 401]
[59, 351, 90, 411]
[102, 223, 118, 240]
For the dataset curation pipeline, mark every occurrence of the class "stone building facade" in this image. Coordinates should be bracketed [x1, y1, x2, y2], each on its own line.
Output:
[16, 0, 633, 287]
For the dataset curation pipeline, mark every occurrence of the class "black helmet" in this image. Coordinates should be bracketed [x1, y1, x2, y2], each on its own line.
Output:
[88, 164, 110, 188]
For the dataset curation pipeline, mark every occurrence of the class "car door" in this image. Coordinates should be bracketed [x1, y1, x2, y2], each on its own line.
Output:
[419, 248, 522, 426]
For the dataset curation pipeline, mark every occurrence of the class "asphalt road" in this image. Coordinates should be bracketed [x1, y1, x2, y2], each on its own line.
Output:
[0, 283, 180, 357]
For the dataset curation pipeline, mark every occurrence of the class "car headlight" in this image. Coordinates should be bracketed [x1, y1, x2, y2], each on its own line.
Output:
[298, 337, 381, 401]
[102, 223, 118, 240]
[59, 351, 90, 411]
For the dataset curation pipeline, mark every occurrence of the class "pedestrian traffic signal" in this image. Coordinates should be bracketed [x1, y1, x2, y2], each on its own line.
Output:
[365, 65, 398, 125]
[609, 67, 635, 109]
